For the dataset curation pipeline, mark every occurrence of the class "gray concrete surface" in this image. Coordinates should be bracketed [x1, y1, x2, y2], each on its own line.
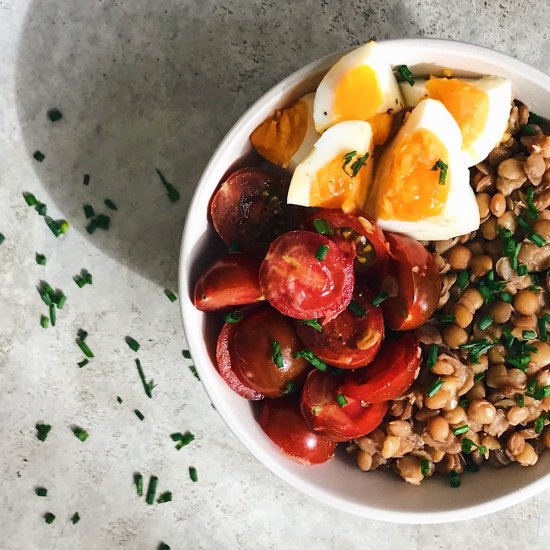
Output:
[1, 0, 550, 548]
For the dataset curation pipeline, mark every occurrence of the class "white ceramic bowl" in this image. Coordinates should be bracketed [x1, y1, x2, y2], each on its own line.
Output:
[179, 39, 550, 524]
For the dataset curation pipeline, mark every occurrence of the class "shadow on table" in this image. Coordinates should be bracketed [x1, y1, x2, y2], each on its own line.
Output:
[15, 0, 410, 287]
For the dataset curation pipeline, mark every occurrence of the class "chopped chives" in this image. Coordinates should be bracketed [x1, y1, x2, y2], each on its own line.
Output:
[517, 264, 528, 276]
[0, 233, 4, 245]
[23, 192, 38, 206]
[104, 198, 117, 210]
[125, 336, 140, 352]
[459, 398, 470, 408]
[35, 487, 47, 496]
[350, 152, 370, 177]
[521, 124, 537, 136]
[474, 372, 486, 383]
[283, 381, 297, 394]
[539, 317, 547, 341]
[420, 459, 431, 476]
[33, 150, 45, 162]
[456, 270, 470, 289]
[116, 396, 123, 404]
[271, 340, 284, 369]
[145, 475, 159, 504]
[157, 491, 172, 504]
[49, 303, 56, 327]
[522, 329, 537, 340]
[71, 512, 80, 524]
[171, 431, 195, 450]
[529, 233, 546, 247]
[347, 299, 366, 318]
[426, 344, 439, 370]
[426, 378, 444, 397]
[372, 291, 389, 307]
[45, 217, 60, 237]
[158, 543, 171, 550]
[182, 350, 192, 359]
[315, 244, 329, 261]
[47, 108, 63, 122]
[528, 112, 544, 125]
[515, 393, 525, 407]
[55, 291, 66, 309]
[517, 216, 531, 232]
[74, 275, 85, 288]
[478, 315, 494, 331]
[188, 466, 198, 483]
[40, 315, 49, 329]
[77, 358, 89, 368]
[299, 319, 323, 332]
[86, 220, 97, 234]
[78, 329, 88, 341]
[135, 359, 155, 398]
[36, 423, 52, 441]
[84, 271, 92, 285]
[134, 472, 143, 496]
[223, 310, 243, 324]
[336, 393, 348, 407]
[312, 218, 333, 236]
[44, 512, 55, 524]
[396, 64, 415, 86]
[294, 349, 328, 372]
[436, 313, 456, 323]
[431, 159, 448, 185]
[35, 253, 47, 265]
[229, 240, 241, 251]
[164, 289, 177, 302]
[534, 416, 545, 434]
[83, 204, 95, 219]
[448, 469, 461, 488]
[134, 409, 145, 421]
[71, 426, 89, 442]
[83, 174, 90, 186]
[36, 203, 47, 216]
[500, 291, 512, 303]
[342, 150, 357, 174]
[156, 168, 180, 202]
[188, 365, 200, 381]
[94, 214, 110, 230]
[453, 424, 470, 435]
[478, 283, 493, 303]
[76, 337, 94, 358]
[534, 385, 550, 400]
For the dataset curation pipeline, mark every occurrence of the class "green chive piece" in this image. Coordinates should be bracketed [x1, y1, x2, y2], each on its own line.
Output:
[529, 232, 546, 247]
[104, 198, 117, 210]
[534, 385, 550, 400]
[523, 329, 537, 340]
[164, 289, 177, 302]
[171, 431, 195, 450]
[312, 218, 333, 236]
[182, 350, 192, 359]
[229, 239, 241, 251]
[134, 472, 143, 496]
[372, 291, 389, 307]
[44, 512, 55, 524]
[431, 159, 448, 185]
[500, 291, 512, 303]
[299, 319, 323, 332]
[40, 315, 49, 329]
[0, 233, 4, 245]
[78, 329, 88, 341]
[71, 512, 80, 524]
[528, 112, 544, 125]
[74, 275, 85, 288]
[478, 283, 493, 303]
[223, 310, 243, 324]
[83, 174, 90, 186]
[315, 244, 329, 261]
[336, 393, 348, 407]
[134, 409, 145, 421]
[35, 487, 47, 497]
[515, 393, 525, 407]
[517, 216, 531, 232]
[474, 372, 486, 383]
[350, 152, 370, 177]
[534, 416, 545, 434]
[294, 350, 328, 372]
[456, 270, 470, 289]
[459, 398, 470, 408]
[521, 124, 537, 136]
[478, 315, 494, 331]
[116, 396, 123, 404]
[86, 220, 97, 234]
[94, 214, 110, 230]
[420, 459, 431, 476]
[36, 423, 52, 441]
[449, 469, 461, 488]
[188, 466, 198, 483]
[453, 425, 470, 435]
[125, 336, 140, 352]
[272, 340, 284, 369]
[35, 253, 47, 265]
[517, 264, 528, 276]
[157, 491, 172, 504]
[342, 150, 357, 174]
[146, 475, 159, 504]
[396, 64, 415, 86]
[347, 299, 366, 318]
[188, 365, 200, 381]
[527, 379, 538, 395]
[426, 344, 439, 370]
[55, 291, 67, 309]
[83, 204, 95, 219]
[283, 381, 297, 394]
[76, 337, 94, 358]
[23, 192, 38, 206]
[49, 303, 56, 327]
[156, 168, 180, 202]
[33, 150, 45, 162]
[45, 217, 60, 237]
[71, 426, 89, 442]
[77, 358, 89, 368]
[426, 378, 444, 397]
[158, 543, 171, 550]
[135, 359, 155, 398]
[36, 202, 47, 216]
[47, 108, 63, 122]
[539, 317, 548, 341]
[436, 314, 456, 323]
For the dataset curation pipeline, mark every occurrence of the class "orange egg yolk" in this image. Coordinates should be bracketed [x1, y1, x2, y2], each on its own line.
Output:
[249, 99, 308, 168]
[376, 128, 449, 221]
[368, 112, 393, 146]
[425, 77, 489, 151]
[333, 65, 383, 123]
[311, 152, 372, 213]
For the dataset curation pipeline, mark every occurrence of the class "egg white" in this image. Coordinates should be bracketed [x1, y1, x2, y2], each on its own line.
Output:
[313, 42, 404, 133]
[288, 93, 321, 172]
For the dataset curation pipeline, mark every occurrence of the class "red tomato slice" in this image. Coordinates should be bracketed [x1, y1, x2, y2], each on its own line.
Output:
[210, 167, 295, 255]
[300, 370, 388, 442]
[294, 288, 384, 369]
[341, 332, 421, 403]
[302, 209, 389, 271]
[194, 254, 264, 311]
[228, 306, 310, 397]
[378, 232, 441, 331]
[259, 230, 354, 321]
[259, 395, 337, 464]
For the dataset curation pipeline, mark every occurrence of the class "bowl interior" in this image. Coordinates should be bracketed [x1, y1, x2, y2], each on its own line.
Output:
[180, 39, 550, 523]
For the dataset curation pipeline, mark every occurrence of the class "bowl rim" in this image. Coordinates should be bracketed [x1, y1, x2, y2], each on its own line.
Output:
[179, 38, 550, 524]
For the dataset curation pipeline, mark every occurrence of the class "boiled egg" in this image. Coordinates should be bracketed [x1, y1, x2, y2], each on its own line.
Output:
[367, 98, 479, 241]
[250, 93, 320, 171]
[313, 42, 404, 142]
[398, 78, 429, 107]
[287, 120, 374, 214]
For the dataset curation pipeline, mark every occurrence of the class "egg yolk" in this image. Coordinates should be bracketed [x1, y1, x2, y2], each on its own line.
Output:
[425, 77, 489, 152]
[333, 65, 383, 123]
[376, 128, 449, 221]
[249, 99, 308, 168]
[311, 152, 372, 213]
[368, 112, 393, 146]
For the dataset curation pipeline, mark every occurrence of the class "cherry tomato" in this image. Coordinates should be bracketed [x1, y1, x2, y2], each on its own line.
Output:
[259, 230, 354, 321]
[377, 232, 441, 331]
[194, 254, 264, 311]
[210, 167, 295, 254]
[294, 288, 383, 369]
[218, 306, 309, 398]
[259, 395, 337, 464]
[300, 370, 388, 442]
[341, 332, 421, 403]
[302, 209, 389, 271]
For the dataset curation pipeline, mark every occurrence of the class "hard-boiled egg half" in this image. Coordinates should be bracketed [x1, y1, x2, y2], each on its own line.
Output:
[249, 93, 319, 171]
[367, 98, 479, 241]
[314, 41, 404, 145]
[399, 76, 512, 166]
[287, 120, 374, 214]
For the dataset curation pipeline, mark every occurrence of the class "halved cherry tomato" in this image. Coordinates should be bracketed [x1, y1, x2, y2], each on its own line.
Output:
[210, 167, 294, 255]
[302, 209, 389, 271]
[194, 254, 264, 311]
[294, 288, 383, 369]
[300, 370, 388, 442]
[218, 306, 309, 398]
[341, 332, 421, 403]
[259, 230, 354, 321]
[377, 232, 441, 331]
[259, 395, 337, 464]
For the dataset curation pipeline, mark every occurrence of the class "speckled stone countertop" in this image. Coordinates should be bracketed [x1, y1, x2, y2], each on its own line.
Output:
[2, 1, 550, 548]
